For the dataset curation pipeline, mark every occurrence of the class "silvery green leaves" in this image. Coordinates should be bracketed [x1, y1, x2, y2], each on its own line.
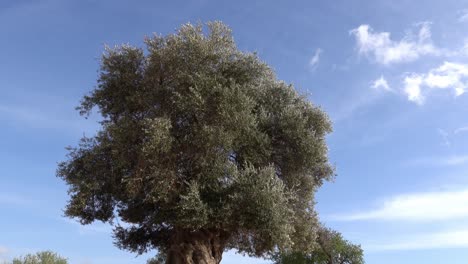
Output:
[58, 21, 333, 259]
[227, 165, 295, 255]
[274, 227, 365, 264]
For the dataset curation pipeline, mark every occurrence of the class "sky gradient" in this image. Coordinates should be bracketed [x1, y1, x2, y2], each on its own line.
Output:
[2, 0, 468, 263]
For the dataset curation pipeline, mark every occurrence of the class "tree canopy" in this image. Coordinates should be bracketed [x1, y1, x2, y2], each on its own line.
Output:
[11, 251, 67, 264]
[274, 227, 364, 264]
[58, 21, 334, 264]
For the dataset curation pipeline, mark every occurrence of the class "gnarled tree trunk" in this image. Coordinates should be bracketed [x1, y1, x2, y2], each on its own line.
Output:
[166, 229, 227, 264]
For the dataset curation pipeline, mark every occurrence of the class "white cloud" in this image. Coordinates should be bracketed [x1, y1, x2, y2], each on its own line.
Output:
[402, 62, 468, 103]
[333, 188, 468, 221]
[403, 74, 424, 104]
[425, 62, 468, 95]
[367, 228, 468, 251]
[350, 23, 440, 65]
[371, 75, 392, 91]
[309, 48, 322, 70]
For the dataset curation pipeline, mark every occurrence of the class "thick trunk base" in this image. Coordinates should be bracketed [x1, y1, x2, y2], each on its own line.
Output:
[166, 229, 225, 264]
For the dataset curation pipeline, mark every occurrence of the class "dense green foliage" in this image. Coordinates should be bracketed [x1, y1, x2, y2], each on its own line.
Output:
[58, 21, 333, 259]
[10, 251, 67, 264]
[274, 227, 364, 264]
[146, 254, 166, 264]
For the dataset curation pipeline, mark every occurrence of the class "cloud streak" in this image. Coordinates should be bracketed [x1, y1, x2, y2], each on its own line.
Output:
[309, 48, 322, 71]
[367, 228, 468, 251]
[409, 155, 468, 167]
[455, 126, 468, 134]
[333, 188, 468, 222]
[63, 218, 111, 235]
[0, 193, 35, 207]
[351, 23, 440, 65]
[0, 103, 99, 134]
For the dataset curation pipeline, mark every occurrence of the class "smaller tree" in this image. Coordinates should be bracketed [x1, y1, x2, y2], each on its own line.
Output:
[11, 251, 67, 264]
[274, 227, 364, 264]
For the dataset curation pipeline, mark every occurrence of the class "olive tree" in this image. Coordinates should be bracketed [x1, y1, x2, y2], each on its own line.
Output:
[58, 21, 333, 264]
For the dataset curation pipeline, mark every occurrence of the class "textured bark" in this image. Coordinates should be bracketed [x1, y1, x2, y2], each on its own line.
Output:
[166, 229, 226, 264]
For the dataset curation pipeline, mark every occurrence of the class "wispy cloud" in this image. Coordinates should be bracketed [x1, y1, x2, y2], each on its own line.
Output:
[330, 75, 398, 122]
[309, 48, 322, 71]
[0, 103, 99, 134]
[434, 155, 468, 166]
[367, 228, 468, 251]
[434, 126, 468, 146]
[0, 193, 35, 207]
[458, 9, 468, 23]
[461, 39, 468, 56]
[402, 62, 468, 104]
[350, 22, 440, 65]
[332, 188, 468, 222]
[408, 154, 468, 167]
[329, 91, 382, 122]
[371, 75, 392, 92]
[437, 128, 451, 146]
[0, 104, 56, 126]
[63, 218, 111, 235]
[454, 126, 468, 134]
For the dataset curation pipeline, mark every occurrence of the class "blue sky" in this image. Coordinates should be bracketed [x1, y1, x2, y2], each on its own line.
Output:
[1, 0, 468, 263]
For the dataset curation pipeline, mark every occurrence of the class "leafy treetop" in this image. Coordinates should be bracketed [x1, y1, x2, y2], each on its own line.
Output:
[58, 21, 334, 259]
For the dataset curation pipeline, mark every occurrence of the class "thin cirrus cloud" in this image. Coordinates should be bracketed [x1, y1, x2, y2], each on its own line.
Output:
[63, 218, 112, 235]
[403, 62, 468, 104]
[0, 193, 35, 206]
[332, 188, 468, 222]
[350, 22, 440, 65]
[367, 228, 468, 251]
[0, 103, 99, 134]
[437, 126, 468, 146]
[437, 128, 451, 146]
[309, 48, 322, 71]
[409, 154, 468, 167]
